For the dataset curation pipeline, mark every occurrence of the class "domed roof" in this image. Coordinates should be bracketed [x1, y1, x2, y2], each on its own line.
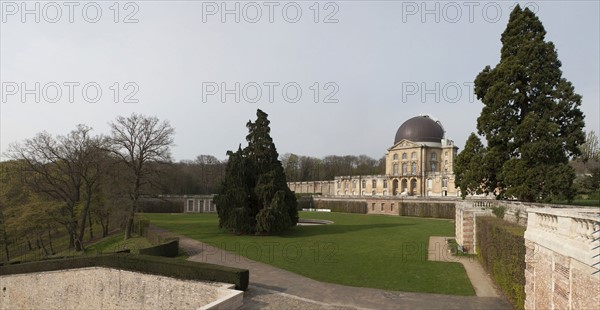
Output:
[394, 115, 445, 144]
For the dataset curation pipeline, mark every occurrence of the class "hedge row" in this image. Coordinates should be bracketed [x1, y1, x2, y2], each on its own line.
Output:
[296, 196, 314, 210]
[0, 254, 249, 291]
[313, 200, 367, 214]
[399, 202, 455, 219]
[476, 216, 526, 309]
[137, 199, 183, 213]
[139, 239, 179, 257]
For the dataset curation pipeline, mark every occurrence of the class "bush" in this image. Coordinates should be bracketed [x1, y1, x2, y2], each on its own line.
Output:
[476, 216, 526, 309]
[139, 239, 179, 257]
[399, 202, 455, 219]
[313, 200, 367, 214]
[492, 206, 506, 219]
[0, 253, 249, 291]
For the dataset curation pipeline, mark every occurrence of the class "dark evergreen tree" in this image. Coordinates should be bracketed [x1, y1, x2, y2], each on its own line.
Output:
[215, 110, 298, 234]
[474, 5, 585, 202]
[454, 133, 487, 198]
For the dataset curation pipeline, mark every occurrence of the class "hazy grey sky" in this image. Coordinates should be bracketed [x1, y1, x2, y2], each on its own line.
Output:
[1, 1, 599, 161]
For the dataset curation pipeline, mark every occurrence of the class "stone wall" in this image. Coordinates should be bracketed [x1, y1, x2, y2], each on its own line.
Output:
[0, 267, 243, 309]
[524, 208, 600, 310]
[287, 181, 335, 195]
[365, 198, 399, 215]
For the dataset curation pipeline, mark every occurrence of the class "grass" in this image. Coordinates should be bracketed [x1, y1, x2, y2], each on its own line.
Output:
[142, 212, 475, 296]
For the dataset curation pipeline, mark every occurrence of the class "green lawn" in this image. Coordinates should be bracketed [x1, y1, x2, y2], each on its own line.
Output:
[142, 212, 475, 296]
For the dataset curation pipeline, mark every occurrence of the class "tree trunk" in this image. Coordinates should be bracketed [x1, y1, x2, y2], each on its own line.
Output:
[103, 215, 109, 237]
[48, 229, 54, 255]
[88, 210, 94, 239]
[38, 235, 49, 256]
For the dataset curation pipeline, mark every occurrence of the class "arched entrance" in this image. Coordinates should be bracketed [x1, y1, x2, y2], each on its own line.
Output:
[392, 179, 399, 195]
[410, 179, 418, 196]
[401, 179, 408, 194]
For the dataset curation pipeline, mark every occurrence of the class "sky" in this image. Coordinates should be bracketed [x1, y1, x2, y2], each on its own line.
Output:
[1, 0, 599, 162]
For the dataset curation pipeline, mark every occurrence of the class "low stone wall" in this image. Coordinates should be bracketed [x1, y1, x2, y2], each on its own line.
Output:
[0, 267, 243, 309]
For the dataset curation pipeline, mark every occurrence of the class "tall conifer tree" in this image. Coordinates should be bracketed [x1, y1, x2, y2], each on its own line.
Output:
[215, 110, 298, 234]
[474, 6, 585, 202]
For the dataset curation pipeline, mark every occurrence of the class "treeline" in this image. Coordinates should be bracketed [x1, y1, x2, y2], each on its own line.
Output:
[280, 153, 385, 182]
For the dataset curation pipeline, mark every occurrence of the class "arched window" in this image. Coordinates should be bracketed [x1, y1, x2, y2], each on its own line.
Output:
[361, 180, 366, 188]
[411, 152, 417, 159]
[393, 154, 398, 161]
[402, 163, 407, 175]
[393, 164, 399, 176]
[430, 162, 437, 172]
[372, 180, 377, 188]
[431, 153, 437, 161]
[402, 153, 407, 160]
[411, 162, 417, 175]
[383, 180, 388, 188]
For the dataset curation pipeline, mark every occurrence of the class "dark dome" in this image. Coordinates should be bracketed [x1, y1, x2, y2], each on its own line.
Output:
[394, 115, 445, 144]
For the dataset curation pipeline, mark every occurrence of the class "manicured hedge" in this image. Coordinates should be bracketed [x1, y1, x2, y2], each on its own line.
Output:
[138, 199, 183, 213]
[296, 196, 313, 210]
[139, 239, 179, 257]
[313, 200, 367, 214]
[399, 202, 455, 219]
[476, 216, 526, 309]
[0, 254, 249, 291]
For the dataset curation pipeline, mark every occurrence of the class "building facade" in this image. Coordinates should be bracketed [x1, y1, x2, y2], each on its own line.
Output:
[288, 115, 459, 197]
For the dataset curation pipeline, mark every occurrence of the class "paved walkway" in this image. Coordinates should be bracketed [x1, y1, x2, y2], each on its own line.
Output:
[427, 236, 500, 297]
[170, 232, 511, 309]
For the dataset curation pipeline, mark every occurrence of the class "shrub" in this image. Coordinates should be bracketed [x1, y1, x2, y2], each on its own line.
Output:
[0, 253, 249, 291]
[139, 239, 179, 257]
[492, 206, 506, 219]
[476, 216, 526, 309]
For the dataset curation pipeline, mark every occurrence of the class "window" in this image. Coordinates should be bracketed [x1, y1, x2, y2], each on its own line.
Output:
[381, 203, 384, 211]
[431, 153, 437, 161]
[393, 164, 399, 176]
[361, 180, 366, 188]
[372, 203, 375, 211]
[411, 162, 417, 175]
[402, 153, 407, 160]
[372, 190, 376, 196]
[383, 180, 388, 188]
[391, 203, 394, 211]
[372, 180, 377, 188]
[337, 181, 340, 189]
[402, 163, 407, 175]
[430, 162, 437, 172]
[442, 178, 448, 187]
[427, 179, 433, 189]
[353, 180, 357, 189]
[445, 151, 448, 158]
[411, 152, 417, 159]
[393, 154, 398, 161]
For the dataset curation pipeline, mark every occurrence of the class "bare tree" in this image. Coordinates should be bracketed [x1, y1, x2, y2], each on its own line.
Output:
[8, 125, 104, 251]
[108, 113, 174, 240]
[579, 130, 600, 173]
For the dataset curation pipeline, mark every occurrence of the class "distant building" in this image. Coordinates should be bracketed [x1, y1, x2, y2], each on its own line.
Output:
[288, 115, 459, 197]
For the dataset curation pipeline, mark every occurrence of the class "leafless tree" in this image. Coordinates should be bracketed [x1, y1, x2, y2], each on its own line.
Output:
[108, 113, 174, 240]
[8, 125, 104, 251]
[579, 130, 600, 173]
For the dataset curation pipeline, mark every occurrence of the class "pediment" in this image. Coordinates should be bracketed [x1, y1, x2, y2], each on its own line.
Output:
[388, 139, 419, 150]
